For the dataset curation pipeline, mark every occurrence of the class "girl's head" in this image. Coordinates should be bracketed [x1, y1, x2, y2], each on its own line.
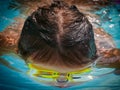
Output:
[18, 0, 97, 72]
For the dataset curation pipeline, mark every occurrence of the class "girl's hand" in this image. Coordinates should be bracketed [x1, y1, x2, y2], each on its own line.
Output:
[96, 48, 120, 68]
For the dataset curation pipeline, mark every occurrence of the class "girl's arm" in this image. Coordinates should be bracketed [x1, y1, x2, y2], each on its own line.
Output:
[96, 48, 120, 69]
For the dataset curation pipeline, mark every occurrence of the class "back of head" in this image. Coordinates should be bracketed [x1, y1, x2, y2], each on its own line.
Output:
[18, 0, 97, 68]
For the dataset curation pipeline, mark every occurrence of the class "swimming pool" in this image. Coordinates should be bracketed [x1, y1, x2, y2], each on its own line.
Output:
[0, 0, 120, 90]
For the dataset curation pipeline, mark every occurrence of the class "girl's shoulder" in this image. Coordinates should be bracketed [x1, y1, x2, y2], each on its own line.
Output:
[0, 17, 24, 54]
[94, 28, 116, 55]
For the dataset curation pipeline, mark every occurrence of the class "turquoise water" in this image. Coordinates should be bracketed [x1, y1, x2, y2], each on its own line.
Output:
[0, 53, 120, 90]
[95, 4, 120, 48]
[0, 1, 120, 90]
[0, 0, 20, 31]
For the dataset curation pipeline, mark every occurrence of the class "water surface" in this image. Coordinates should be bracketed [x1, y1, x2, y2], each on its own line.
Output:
[0, 1, 120, 90]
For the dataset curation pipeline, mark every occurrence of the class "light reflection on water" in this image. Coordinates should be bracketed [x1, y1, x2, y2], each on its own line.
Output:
[0, 0, 120, 90]
[0, 53, 120, 90]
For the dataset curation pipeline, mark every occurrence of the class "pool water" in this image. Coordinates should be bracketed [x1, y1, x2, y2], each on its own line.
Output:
[0, 0, 20, 32]
[0, 0, 120, 90]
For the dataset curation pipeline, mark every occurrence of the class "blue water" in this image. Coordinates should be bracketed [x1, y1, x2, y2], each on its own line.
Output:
[0, 53, 120, 90]
[95, 4, 120, 48]
[0, 1, 120, 90]
[0, 0, 20, 31]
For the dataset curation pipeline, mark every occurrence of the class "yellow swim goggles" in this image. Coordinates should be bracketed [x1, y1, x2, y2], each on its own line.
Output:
[27, 63, 93, 82]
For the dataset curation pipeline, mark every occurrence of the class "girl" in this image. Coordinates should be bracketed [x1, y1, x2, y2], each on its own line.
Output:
[0, 0, 120, 87]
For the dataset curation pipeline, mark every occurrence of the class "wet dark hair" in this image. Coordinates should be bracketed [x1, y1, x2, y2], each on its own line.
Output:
[18, 0, 97, 68]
